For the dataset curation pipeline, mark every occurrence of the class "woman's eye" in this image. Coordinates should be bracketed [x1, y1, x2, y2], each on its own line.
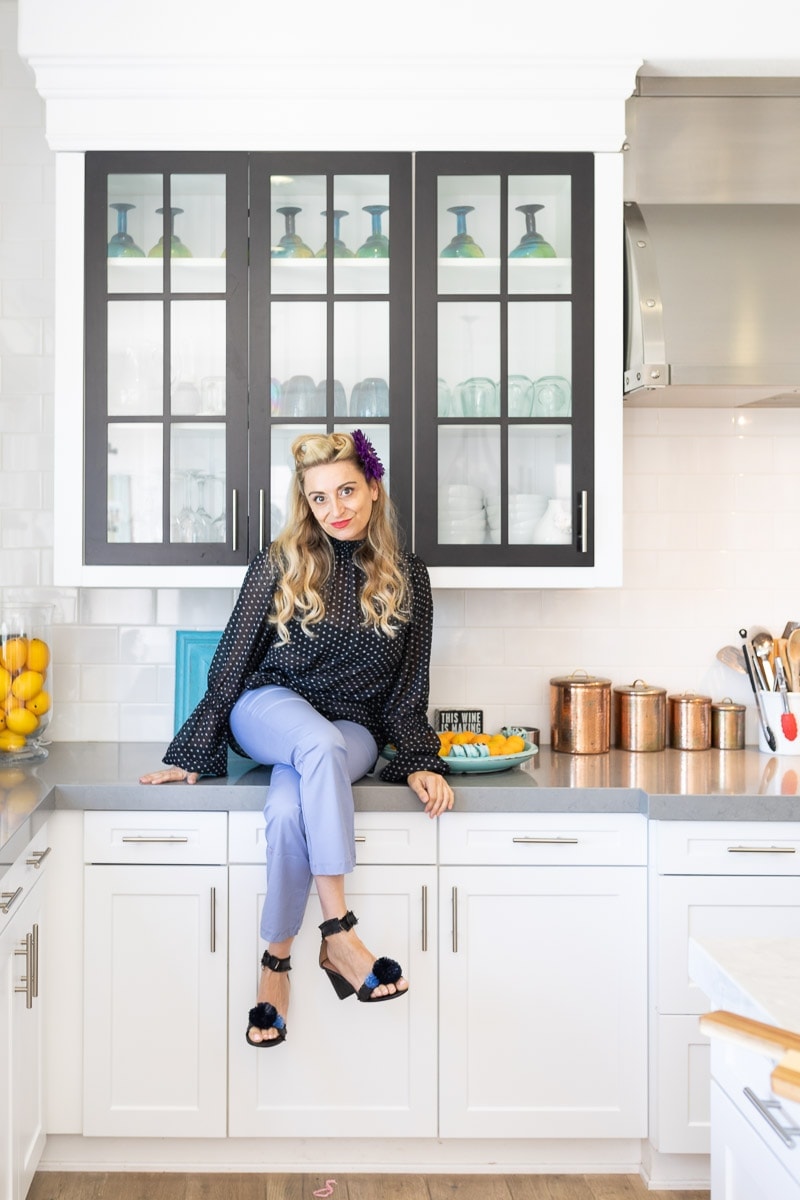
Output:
[340, 486, 354, 497]
[310, 494, 326, 505]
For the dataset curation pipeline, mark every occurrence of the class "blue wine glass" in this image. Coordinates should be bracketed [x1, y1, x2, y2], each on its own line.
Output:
[356, 205, 390, 258]
[509, 204, 556, 258]
[108, 203, 145, 258]
[148, 207, 192, 258]
[316, 210, 354, 258]
[441, 206, 484, 258]
[271, 206, 314, 258]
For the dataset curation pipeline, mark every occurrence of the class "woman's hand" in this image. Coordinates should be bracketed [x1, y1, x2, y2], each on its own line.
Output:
[139, 766, 200, 785]
[407, 771, 454, 818]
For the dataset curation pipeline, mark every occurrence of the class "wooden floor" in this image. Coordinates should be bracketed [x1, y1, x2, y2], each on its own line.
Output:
[29, 1173, 709, 1200]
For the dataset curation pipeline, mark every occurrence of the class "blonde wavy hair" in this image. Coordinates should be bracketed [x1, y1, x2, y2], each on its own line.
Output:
[268, 432, 409, 644]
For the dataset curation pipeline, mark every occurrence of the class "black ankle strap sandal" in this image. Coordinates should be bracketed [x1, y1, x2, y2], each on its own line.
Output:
[318, 910, 407, 1004]
[245, 951, 291, 1047]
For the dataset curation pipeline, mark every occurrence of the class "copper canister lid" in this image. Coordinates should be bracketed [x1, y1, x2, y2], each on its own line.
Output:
[550, 671, 611, 688]
[614, 679, 666, 696]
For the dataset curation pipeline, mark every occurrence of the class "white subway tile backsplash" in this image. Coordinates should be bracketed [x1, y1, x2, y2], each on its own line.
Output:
[119, 626, 175, 665]
[48, 702, 120, 742]
[0, 397, 43, 432]
[464, 587, 543, 629]
[119, 704, 173, 743]
[81, 664, 158, 704]
[80, 588, 155, 626]
[155, 587, 235, 627]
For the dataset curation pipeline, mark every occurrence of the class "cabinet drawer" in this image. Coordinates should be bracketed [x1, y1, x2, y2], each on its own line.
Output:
[83, 811, 227, 864]
[712, 1039, 800, 1188]
[0, 819, 51, 930]
[654, 821, 800, 875]
[228, 809, 437, 865]
[438, 811, 646, 866]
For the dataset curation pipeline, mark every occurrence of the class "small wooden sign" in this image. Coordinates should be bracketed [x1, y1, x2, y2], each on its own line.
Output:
[434, 708, 484, 733]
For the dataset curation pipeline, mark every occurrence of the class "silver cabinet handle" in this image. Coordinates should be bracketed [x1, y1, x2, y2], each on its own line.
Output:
[26, 846, 52, 868]
[728, 845, 796, 854]
[578, 490, 589, 553]
[32, 922, 39, 999]
[354, 836, 366, 844]
[744, 1087, 800, 1148]
[210, 887, 217, 954]
[259, 489, 266, 554]
[231, 488, 239, 552]
[451, 886, 458, 954]
[421, 884, 428, 952]
[120, 835, 190, 844]
[512, 836, 579, 845]
[14, 931, 33, 1009]
[0, 887, 23, 914]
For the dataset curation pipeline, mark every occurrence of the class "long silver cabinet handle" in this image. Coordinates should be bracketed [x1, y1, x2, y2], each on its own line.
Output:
[578, 490, 589, 553]
[1, 887, 23, 914]
[744, 1087, 800, 1148]
[421, 884, 428, 952]
[728, 845, 796, 854]
[259, 489, 266, 554]
[451, 886, 458, 954]
[231, 489, 239, 552]
[210, 887, 217, 954]
[15, 931, 33, 1009]
[354, 836, 366, 843]
[512, 836, 579, 845]
[121, 835, 190, 844]
[27, 846, 52, 868]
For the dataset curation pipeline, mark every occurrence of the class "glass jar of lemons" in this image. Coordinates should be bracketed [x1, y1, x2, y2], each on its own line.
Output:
[0, 603, 54, 761]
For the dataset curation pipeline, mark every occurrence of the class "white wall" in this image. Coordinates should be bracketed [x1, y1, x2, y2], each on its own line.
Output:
[2, 0, 798, 749]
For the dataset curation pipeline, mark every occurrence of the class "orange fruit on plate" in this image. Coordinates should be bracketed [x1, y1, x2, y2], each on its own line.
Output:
[451, 731, 476, 744]
[503, 734, 526, 754]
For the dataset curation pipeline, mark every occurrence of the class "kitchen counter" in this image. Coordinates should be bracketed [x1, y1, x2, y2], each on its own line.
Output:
[690, 937, 800, 1037]
[2, 741, 800, 881]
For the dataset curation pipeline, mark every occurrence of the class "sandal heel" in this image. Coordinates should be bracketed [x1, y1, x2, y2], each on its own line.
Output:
[322, 965, 356, 1000]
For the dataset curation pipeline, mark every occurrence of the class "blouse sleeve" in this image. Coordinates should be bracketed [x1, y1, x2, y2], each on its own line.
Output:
[162, 551, 279, 776]
[378, 554, 447, 783]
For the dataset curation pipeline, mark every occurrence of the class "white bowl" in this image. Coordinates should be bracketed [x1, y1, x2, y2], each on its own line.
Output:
[439, 484, 483, 503]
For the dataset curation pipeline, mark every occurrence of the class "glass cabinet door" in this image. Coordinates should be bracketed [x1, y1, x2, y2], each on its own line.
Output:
[249, 154, 412, 551]
[414, 153, 594, 567]
[84, 152, 248, 564]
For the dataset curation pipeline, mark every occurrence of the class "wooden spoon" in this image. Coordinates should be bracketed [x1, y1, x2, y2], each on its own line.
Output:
[787, 628, 800, 692]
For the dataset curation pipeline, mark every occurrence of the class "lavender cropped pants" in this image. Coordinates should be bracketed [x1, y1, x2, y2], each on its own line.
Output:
[229, 684, 379, 942]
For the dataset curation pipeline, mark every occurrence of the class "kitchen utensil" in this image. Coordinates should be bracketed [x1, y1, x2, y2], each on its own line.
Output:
[667, 693, 711, 750]
[775, 637, 790, 687]
[774, 658, 798, 741]
[716, 645, 747, 674]
[787, 628, 800, 692]
[711, 698, 746, 750]
[614, 679, 667, 752]
[739, 629, 777, 752]
[550, 671, 611, 754]
[751, 628, 775, 690]
[781, 621, 800, 639]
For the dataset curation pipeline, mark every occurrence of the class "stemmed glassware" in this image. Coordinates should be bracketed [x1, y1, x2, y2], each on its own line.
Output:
[441, 206, 484, 258]
[148, 207, 192, 258]
[271, 206, 314, 258]
[316, 210, 354, 258]
[509, 204, 556, 258]
[174, 470, 213, 542]
[356, 205, 390, 258]
[108, 203, 145, 257]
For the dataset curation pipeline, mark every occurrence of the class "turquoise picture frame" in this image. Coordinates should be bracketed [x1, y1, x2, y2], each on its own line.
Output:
[174, 630, 222, 733]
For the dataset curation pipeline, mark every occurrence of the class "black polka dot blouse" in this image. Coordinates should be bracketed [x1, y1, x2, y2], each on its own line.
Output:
[163, 537, 447, 783]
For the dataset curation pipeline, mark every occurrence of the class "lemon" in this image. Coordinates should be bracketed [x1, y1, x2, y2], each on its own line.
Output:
[0, 666, 11, 699]
[26, 691, 50, 716]
[11, 670, 44, 702]
[1, 637, 28, 674]
[6, 708, 38, 736]
[2, 693, 24, 712]
[0, 711, 5, 732]
[26, 638, 50, 673]
[0, 729, 26, 752]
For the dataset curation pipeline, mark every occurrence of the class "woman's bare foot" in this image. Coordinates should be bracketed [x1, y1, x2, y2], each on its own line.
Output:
[321, 926, 408, 999]
[247, 954, 291, 1045]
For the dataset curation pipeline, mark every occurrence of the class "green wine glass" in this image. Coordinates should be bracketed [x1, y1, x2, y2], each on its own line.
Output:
[356, 205, 390, 258]
[148, 207, 192, 258]
[509, 204, 556, 258]
[271, 206, 314, 258]
[108, 203, 145, 258]
[316, 209, 354, 258]
[441, 206, 484, 258]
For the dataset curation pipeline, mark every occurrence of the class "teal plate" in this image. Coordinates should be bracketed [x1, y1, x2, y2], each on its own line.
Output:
[382, 740, 537, 774]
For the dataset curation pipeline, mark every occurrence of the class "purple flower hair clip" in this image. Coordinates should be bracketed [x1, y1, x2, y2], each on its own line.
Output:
[351, 429, 385, 483]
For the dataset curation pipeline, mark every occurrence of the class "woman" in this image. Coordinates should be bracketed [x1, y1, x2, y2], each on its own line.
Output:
[141, 430, 453, 1047]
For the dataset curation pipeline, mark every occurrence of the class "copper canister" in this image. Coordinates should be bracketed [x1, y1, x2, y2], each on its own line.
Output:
[614, 679, 667, 751]
[711, 698, 746, 750]
[550, 671, 611, 754]
[668, 692, 712, 750]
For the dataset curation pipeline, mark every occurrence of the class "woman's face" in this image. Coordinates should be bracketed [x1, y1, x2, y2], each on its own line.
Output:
[303, 459, 379, 542]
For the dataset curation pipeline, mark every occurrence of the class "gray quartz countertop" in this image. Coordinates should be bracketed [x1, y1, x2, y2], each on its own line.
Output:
[2, 741, 800, 878]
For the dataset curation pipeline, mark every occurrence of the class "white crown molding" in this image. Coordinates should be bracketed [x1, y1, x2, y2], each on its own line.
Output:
[22, 54, 642, 151]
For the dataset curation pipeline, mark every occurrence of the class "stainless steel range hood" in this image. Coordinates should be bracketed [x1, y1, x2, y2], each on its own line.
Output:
[623, 81, 800, 407]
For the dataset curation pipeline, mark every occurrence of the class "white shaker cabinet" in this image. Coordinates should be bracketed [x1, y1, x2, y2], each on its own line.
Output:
[0, 822, 51, 1200]
[649, 820, 800, 1156]
[82, 811, 228, 1137]
[437, 812, 648, 1139]
[227, 810, 438, 1137]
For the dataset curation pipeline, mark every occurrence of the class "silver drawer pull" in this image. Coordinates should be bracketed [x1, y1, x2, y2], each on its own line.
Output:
[120, 835, 190, 844]
[26, 846, 52, 868]
[354, 836, 366, 843]
[1, 887, 24, 914]
[451, 886, 458, 953]
[728, 845, 796, 854]
[513, 836, 580, 845]
[744, 1087, 800, 1148]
